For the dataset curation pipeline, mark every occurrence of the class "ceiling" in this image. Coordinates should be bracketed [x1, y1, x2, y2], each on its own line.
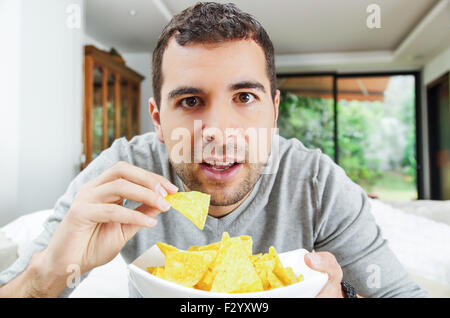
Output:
[85, 0, 450, 71]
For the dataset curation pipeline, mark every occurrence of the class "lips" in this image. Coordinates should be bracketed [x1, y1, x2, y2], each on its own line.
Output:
[199, 159, 242, 182]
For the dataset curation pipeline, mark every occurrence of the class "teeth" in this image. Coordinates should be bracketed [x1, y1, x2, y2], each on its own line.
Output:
[211, 166, 228, 171]
[205, 160, 234, 166]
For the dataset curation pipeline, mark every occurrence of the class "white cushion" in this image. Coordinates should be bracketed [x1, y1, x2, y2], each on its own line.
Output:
[0, 210, 128, 297]
[370, 199, 450, 295]
[0, 232, 18, 272]
[1, 209, 53, 257]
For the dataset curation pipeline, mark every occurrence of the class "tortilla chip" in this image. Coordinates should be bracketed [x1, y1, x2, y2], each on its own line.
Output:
[210, 238, 263, 293]
[269, 246, 293, 286]
[267, 270, 284, 289]
[152, 266, 165, 278]
[163, 250, 216, 287]
[251, 253, 275, 290]
[284, 266, 298, 285]
[165, 191, 210, 230]
[156, 242, 178, 256]
[194, 268, 215, 291]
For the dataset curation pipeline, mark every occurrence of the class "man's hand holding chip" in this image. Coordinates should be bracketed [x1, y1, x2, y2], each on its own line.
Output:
[21, 161, 178, 297]
[305, 252, 347, 298]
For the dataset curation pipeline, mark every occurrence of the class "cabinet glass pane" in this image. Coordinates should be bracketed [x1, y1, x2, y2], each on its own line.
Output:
[120, 79, 128, 138]
[92, 66, 103, 159]
[131, 84, 139, 136]
[107, 73, 115, 147]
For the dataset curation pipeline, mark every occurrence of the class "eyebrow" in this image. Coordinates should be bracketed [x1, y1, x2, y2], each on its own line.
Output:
[168, 87, 204, 101]
[167, 80, 266, 101]
[229, 80, 266, 93]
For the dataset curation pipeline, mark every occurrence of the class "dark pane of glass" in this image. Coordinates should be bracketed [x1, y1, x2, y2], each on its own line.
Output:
[337, 75, 417, 200]
[107, 73, 115, 147]
[120, 79, 128, 138]
[437, 80, 450, 199]
[429, 77, 450, 200]
[92, 66, 103, 159]
[277, 76, 335, 159]
[131, 84, 139, 136]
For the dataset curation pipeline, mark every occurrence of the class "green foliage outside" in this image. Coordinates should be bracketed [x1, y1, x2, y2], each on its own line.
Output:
[278, 76, 417, 200]
[278, 92, 335, 159]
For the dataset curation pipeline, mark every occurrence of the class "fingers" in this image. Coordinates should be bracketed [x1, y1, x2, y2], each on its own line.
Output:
[305, 252, 344, 298]
[91, 161, 178, 195]
[121, 204, 161, 240]
[94, 178, 171, 211]
[82, 203, 159, 228]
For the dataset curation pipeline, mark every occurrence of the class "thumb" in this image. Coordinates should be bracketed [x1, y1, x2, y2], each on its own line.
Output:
[304, 252, 343, 283]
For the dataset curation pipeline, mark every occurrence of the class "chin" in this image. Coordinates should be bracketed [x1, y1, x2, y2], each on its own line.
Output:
[206, 186, 247, 206]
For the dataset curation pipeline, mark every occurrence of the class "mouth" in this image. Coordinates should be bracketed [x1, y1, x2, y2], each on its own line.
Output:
[199, 159, 243, 182]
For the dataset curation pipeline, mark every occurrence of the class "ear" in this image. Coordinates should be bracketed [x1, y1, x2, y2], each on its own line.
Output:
[149, 97, 165, 143]
[273, 89, 280, 126]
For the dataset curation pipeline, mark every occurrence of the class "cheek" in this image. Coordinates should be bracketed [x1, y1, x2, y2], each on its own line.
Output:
[247, 106, 275, 164]
[161, 124, 195, 162]
[242, 102, 275, 128]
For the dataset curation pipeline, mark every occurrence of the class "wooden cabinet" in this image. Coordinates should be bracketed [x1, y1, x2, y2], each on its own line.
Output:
[83, 45, 144, 168]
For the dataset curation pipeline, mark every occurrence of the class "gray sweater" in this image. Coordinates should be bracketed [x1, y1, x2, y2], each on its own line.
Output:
[0, 132, 427, 297]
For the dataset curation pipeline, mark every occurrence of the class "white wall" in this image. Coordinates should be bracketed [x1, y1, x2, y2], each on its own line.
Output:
[0, 0, 85, 226]
[423, 45, 450, 85]
[121, 53, 155, 134]
[0, 0, 21, 225]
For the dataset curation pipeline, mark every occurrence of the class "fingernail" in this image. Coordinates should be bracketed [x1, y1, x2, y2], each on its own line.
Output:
[146, 217, 157, 227]
[158, 197, 171, 210]
[165, 182, 178, 193]
[155, 184, 168, 197]
[308, 253, 322, 267]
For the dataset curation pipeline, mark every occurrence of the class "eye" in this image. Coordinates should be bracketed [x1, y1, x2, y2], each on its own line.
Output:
[235, 92, 256, 104]
[179, 96, 201, 108]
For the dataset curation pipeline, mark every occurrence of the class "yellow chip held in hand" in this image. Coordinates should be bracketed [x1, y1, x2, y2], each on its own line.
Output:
[165, 191, 210, 230]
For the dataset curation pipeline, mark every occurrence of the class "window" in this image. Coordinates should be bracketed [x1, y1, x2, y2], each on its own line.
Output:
[277, 73, 420, 201]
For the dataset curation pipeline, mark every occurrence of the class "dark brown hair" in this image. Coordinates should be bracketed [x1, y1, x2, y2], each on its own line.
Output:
[152, 2, 276, 108]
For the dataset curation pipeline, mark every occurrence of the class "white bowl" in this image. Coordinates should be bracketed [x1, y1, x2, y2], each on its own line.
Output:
[128, 245, 328, 298]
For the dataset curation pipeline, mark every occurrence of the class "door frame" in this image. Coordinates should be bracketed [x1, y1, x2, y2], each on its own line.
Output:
[426, 71, 449, 200]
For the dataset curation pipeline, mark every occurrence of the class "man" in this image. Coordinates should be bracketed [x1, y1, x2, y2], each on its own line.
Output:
[0, 2, 426, 298]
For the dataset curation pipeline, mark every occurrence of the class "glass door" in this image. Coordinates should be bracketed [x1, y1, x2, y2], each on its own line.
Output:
[337, 75, 418, 200]
[277, 75, 335, 160]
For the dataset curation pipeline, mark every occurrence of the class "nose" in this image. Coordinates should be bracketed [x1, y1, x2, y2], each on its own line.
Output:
[201, 102, 236, 143]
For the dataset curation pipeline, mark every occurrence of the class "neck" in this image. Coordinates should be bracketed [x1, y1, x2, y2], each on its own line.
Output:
[182, 183, 251, 218]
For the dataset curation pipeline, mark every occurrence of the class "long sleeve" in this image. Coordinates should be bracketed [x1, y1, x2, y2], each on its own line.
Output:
[312, 154, 428, 298]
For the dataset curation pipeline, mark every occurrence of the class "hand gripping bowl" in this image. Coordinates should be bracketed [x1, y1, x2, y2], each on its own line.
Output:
[128, 245, 328, 298]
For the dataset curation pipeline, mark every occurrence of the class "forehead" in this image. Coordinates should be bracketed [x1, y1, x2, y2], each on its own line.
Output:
[160, 37, 268, 93]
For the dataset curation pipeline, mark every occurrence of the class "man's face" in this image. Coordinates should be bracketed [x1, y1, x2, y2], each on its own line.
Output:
[150, 38, 280, 206]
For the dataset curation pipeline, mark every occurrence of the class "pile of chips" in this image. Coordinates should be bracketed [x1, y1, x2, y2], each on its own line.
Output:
[147, 232, 304, 293]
